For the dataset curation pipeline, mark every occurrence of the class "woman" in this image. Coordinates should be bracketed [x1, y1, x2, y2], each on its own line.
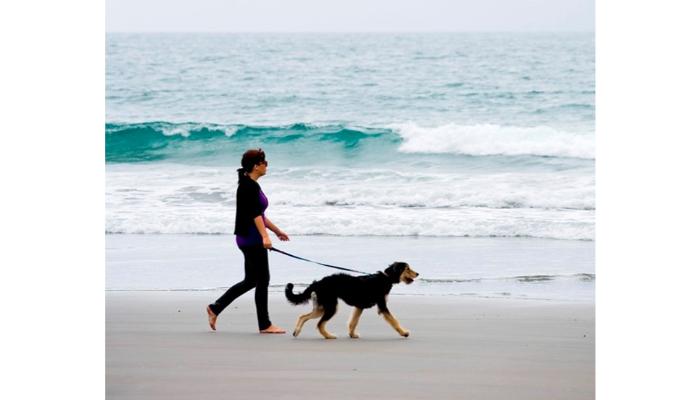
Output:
[207, 148, 289, 334]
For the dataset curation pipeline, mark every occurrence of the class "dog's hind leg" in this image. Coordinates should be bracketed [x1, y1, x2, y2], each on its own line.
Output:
[348, 307, 363, 339]
[317, 301, 338, 339]
[293, 306, 323, 337]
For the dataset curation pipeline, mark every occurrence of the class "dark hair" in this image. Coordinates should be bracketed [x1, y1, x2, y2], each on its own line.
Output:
[237, 148, 266, 182]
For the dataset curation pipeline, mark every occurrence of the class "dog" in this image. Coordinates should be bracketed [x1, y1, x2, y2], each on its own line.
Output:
[285, 262, 419, 339]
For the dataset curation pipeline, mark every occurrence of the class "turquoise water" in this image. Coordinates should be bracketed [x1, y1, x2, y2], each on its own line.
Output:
[106, 33, 594, 240]
[107, 33, 593, 129]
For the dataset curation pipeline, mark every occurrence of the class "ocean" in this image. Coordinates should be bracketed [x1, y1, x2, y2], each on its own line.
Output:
[106, 33, 594, 301]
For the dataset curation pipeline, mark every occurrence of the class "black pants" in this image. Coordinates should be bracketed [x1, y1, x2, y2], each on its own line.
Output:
[209, 246, 271, 330]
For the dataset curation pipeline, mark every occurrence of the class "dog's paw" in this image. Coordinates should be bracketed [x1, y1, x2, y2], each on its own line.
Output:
[324, 334, 337, 339]
[400, 330, 410, 338]
[349, 333, 360, 339]
[293, 330, 300, 337]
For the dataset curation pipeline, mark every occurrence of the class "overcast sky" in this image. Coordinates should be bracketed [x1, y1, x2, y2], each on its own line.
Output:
[107, 0, 594, 32]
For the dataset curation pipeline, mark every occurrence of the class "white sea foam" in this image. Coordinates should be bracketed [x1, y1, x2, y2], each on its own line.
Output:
[160, 123, 240, 137]
[392, 123, 595, 159]
[105, 204, 593, 240]
[106, 164, 594, 240]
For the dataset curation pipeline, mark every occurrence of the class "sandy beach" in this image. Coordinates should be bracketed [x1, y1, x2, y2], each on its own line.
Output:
[105, 29, 596, 399]
[106, 291, 594, 399]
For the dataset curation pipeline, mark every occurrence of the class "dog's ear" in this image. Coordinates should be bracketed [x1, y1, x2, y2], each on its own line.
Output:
[384, 262, 408, 281]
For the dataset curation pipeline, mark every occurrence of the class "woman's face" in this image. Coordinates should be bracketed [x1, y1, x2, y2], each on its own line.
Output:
[254, 160, 268, 176]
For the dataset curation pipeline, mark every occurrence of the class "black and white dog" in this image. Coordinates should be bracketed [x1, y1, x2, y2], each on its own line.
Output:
[285, 262, 419, 339]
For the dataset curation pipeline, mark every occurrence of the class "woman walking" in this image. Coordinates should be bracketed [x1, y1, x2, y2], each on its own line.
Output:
[207, 148, 289, 334]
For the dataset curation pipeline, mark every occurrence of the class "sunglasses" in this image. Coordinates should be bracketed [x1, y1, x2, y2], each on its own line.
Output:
[255, 148, 267, 166]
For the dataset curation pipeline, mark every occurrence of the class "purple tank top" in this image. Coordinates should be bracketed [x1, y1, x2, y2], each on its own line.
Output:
[235, 189, 269, 248]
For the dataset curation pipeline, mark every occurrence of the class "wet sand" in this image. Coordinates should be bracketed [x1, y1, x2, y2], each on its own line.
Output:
[106, 291, 594, 399]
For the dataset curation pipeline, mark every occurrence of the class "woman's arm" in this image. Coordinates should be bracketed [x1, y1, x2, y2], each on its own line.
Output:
[264, 217, 290, 241]
[253, 216, 272, 249]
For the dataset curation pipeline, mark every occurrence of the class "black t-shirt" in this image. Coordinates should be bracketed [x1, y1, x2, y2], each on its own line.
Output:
[234, 176, 268, 245]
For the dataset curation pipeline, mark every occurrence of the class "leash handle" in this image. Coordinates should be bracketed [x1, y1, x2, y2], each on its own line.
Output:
[269, 247, 370, 275]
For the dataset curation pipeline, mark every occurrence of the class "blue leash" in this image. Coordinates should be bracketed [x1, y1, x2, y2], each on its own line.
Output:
[269, 247, 371, 275]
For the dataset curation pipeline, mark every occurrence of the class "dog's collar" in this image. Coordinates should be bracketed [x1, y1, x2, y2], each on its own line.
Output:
[379, 270, 401, 284]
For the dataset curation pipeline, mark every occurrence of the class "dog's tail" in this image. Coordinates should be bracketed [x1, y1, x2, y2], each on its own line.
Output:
[285, 282, 315, 305]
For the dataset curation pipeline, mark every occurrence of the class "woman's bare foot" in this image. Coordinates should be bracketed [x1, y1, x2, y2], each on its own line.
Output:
[260, 324, 286, 334]
[206, 306, 217, 331]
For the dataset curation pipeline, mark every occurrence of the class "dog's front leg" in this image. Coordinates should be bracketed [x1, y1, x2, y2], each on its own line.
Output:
[380, 311, 410, 337]
[378, 302, 409, 337]
[348, 307, 363, 338]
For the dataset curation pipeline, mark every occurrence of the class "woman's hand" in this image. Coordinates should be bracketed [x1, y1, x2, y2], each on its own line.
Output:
[275, 231, 290, 241]
[262, 236, 273, 249]
[265, 218, 290, 242]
